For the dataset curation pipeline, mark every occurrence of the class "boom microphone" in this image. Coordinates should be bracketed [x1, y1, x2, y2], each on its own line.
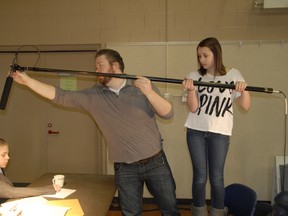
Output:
[0, 76, 14, 110]
[0, 53, 18, 110]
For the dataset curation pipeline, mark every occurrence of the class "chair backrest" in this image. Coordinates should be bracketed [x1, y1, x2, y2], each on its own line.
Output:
[224, 183, 257, 216]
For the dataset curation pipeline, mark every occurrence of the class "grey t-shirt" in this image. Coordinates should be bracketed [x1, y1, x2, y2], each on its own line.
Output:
[53, 79, 173, 163]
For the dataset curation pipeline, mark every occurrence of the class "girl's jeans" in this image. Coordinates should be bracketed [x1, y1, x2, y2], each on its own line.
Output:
[187, 128, 230, 209]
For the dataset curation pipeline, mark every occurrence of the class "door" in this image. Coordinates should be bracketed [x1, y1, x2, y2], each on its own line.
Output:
[41, 52, 106, 174]
[0, 47, 106, 182]
[0, 53, 47, 182]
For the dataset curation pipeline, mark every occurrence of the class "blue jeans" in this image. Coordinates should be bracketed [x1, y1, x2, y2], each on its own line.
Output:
[186, 129, 229, 209]
[114, 150, 180, 216]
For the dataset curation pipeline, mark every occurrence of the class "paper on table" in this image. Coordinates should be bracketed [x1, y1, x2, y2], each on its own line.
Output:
[47, 199, 84, 216]
[20, 204, 70, 216]
[1, 196, 47, 208]
[43, 188, 76, 198]
[1, 196, 70, 216]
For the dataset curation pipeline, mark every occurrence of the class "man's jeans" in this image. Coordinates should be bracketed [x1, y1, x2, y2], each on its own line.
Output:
[114, 150, 180, 216]
[187, 129, 230, 209]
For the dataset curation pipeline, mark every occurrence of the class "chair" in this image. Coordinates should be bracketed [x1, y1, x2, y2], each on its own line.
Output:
[224, 183, 257, 216]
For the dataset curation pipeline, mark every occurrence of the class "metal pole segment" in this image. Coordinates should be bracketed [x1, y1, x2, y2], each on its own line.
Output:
[13, 64, 278, 94]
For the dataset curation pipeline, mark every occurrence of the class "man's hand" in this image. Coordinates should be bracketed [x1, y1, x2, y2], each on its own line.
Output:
[10, 71, 30, 86]
[134, 76, 153, 96]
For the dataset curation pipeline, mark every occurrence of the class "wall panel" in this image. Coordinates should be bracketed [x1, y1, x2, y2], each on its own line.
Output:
[106, 41, 288, 200]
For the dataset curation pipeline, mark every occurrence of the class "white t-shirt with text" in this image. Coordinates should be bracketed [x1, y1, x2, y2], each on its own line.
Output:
[184, 68, 244, 136]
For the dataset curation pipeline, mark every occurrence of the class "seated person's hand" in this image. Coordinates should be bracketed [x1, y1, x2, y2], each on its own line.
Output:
[53, 184, 61, 192]
[7, 208, 22, 216]
[0, 205, 22, 216]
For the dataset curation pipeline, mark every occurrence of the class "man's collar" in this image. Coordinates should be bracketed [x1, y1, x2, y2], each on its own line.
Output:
[102, 79, 133, 92]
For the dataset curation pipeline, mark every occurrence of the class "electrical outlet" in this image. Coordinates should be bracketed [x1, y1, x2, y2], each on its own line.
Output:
[164, 93, 173, 102]
[181, 93, 187, 102]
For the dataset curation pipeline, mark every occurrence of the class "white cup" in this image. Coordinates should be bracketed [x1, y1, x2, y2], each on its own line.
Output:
[52, 174, 65, 187]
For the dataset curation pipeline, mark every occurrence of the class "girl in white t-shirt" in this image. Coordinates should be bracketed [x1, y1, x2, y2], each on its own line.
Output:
[182, 37, 250, 216]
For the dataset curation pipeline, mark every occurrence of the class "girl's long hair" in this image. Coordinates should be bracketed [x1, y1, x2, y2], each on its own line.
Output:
[197, 37, 226, 76]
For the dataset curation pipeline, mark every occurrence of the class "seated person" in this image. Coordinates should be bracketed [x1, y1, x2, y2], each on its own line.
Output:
[0, 138, 60, 200]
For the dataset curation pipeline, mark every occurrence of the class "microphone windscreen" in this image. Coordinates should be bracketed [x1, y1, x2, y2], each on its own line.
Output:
[0, 76, 14, 110]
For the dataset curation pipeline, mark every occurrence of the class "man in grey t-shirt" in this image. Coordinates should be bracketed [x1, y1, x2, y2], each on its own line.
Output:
[12, 49, 180, 216]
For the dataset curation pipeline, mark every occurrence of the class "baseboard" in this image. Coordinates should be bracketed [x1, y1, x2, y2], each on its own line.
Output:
[109, 196, 272, 211]
[110, 197, 201, 211]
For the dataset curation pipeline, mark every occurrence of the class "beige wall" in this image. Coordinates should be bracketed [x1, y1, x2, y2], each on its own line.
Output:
[1, 0, 288, 201]
[0, 0, 288, 45]
[105, 42, 288, 201]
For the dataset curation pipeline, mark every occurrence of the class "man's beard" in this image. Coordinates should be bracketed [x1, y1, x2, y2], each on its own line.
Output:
[98, 76, 112, 86]
[98, 67, 114, 86]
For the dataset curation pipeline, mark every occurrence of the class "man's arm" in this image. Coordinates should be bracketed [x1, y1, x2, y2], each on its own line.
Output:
[11, 71, 56, 100]
[144, 90, 172, 117]
[134, 76, 172, 118]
